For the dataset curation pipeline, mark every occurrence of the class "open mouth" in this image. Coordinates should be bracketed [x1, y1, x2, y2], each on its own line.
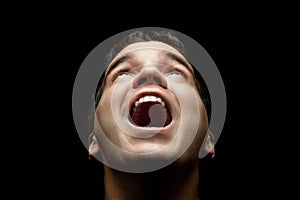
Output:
[129, 95, 172, 128]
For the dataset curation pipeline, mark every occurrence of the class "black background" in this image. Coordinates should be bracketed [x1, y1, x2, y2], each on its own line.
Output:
[5, 6, 296, 199]
[61, 24, 248, 199]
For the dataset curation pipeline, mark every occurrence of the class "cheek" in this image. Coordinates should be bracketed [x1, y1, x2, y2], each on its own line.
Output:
[196, 91, 208, 127]
[96, 90, 115, 131]
[98, 90, 111, 112]
[196, 96, 209, 141]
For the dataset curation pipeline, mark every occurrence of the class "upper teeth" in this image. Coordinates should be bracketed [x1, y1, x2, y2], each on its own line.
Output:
[134, 95, 165, 108]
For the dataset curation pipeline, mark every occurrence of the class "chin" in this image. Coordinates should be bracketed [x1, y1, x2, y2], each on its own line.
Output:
[118, 120, 179, 153]
[124, 137, 171, 153]
[125, 145, 181, 163]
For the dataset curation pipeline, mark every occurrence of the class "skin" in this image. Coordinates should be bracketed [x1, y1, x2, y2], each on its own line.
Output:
[89, 41, 214, 200]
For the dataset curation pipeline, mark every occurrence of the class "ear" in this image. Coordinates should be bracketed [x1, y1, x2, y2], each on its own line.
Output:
[88, 131, 100, 157]
[199, 129, 215, 159]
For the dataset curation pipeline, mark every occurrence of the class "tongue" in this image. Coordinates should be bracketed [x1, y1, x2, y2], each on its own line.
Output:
[130, 102, 171, 127]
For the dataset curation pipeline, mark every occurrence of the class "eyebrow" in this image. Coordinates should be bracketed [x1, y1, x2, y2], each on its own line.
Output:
[165, 52, 193, 74]
[105, 51, 193, 77]
[105, 54, 134, 77]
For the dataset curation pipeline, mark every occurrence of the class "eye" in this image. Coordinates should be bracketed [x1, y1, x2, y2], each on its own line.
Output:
[166, 70, 187, 78]
[118, 71, 131, 77]
[112, 71, 133, 81]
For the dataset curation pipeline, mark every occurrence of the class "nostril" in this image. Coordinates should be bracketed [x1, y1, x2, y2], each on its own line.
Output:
[153, 77, 162, 85]
[138, 77, 147, 86]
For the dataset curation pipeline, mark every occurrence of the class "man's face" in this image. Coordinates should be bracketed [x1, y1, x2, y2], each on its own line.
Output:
[94, 41, 209, 163]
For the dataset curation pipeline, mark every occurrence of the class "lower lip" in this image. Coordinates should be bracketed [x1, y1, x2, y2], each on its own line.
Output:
[126, 118, 175, 135]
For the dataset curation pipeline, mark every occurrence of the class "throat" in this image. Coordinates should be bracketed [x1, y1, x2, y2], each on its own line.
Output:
[104, 164, 200, 200]
[130, 102, 172, 127]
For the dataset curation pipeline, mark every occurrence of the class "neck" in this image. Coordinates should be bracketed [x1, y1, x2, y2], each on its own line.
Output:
[103, 161, 200, 200]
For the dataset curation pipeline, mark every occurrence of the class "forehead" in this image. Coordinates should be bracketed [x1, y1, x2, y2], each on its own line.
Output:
[117, 41, 183, 56]
[106, 41, 192, 72]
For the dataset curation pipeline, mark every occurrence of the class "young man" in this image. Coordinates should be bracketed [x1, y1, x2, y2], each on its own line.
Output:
[88, 30, 215, 200]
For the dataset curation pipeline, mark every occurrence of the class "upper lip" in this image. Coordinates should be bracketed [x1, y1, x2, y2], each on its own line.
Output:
[125, 85, 177, 136]
[129, 86, 173, 116]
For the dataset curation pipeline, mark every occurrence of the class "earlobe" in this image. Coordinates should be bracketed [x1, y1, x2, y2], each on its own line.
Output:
[199, 129, 215, 159]
[88, 131, 100, 157]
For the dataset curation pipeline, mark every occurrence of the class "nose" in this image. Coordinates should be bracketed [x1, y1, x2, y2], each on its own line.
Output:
[132, 65, 168, 89]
